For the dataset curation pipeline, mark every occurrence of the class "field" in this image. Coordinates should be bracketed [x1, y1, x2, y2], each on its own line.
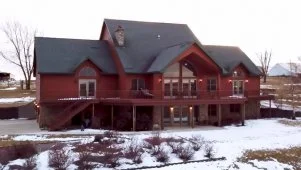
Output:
[0, 118, 300, 170]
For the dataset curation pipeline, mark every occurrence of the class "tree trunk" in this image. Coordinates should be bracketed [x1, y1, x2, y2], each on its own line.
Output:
[263, 75, 267, 83]
[25, 78, 31, 90]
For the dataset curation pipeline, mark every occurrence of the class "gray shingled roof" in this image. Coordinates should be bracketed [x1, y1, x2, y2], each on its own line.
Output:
[104, 19, 202, 73]
[34, 37, 117, 74]
[202, 45, 262, 76]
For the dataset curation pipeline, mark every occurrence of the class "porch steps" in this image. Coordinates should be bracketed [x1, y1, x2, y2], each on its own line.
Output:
[49, 101, 93, 131]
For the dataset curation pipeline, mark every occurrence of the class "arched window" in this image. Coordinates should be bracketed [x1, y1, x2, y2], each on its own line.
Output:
[232, 70, 244, 77]
[79, 67, 96, 77]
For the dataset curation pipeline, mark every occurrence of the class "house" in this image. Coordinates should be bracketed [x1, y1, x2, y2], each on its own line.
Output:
[268, 63, 301, 77]
[33, 19, 273, 131]
[0, 71, 10, 81]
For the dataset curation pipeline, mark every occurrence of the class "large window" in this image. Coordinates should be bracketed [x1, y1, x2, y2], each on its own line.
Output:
[208, 104, 217, 116]
[207, 78, 217, 92]
[79, 79, 96, 98]
[131, 79, 145, 90]
[233, 80, 244, 95]
[79, 67, 96, 77]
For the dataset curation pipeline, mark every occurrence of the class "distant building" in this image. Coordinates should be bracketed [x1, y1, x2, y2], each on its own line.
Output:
[268, 63, 301, 77]
[0, 71, 10, 81]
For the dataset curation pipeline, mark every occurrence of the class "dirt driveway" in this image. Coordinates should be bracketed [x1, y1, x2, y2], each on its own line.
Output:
[0, 119, 40, 135]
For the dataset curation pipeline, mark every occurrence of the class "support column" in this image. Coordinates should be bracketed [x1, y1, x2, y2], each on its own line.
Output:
[190, 106, 194, 128]
[180, 106, 182, 127]
[217, 104, 222, 127]
[179, 62, 183, 98]
[91, 103, 95, 127]
[111, 105, 114, 130]
[241, 103, 245, 126]
[132, 105, 136, 131]
[161, 106, 164, 130]
[269, 99, 272, 118]
[170, 106, 174, 126]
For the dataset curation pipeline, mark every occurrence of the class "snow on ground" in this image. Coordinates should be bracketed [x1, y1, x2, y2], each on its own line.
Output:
[0, 87, 17, 90]
[3, 119, 301, 169]
[0, 97, 35, 103]
[260, 84, 277, 89]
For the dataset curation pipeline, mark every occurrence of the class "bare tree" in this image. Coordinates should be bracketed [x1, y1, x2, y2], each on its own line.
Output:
[257, 50, 272, 83]
[0, 21, 36, 90]
[287, 61, 301, 120]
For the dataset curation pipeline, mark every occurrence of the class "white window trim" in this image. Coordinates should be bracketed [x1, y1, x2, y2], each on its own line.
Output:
[78, 79, 96, 98]
[232, 80, 244, 96]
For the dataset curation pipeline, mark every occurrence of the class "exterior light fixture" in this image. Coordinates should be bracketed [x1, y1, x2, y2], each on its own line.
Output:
[189, 106, 193, 110]
[158, 78, 162, 83]
[228, 80, 232, 83]
[170, 107, 174, 112]
[198, 79, 203, 82]
[245, 80, 249, 83]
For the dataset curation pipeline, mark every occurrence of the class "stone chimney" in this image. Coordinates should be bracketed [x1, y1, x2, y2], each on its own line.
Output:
[114, 25, 125, 46]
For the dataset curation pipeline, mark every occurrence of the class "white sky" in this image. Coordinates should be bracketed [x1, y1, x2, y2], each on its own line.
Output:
[0, 0, 300, 80]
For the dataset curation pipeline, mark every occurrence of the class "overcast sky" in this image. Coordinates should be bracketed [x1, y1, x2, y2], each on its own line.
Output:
[0, 0, 300, 80]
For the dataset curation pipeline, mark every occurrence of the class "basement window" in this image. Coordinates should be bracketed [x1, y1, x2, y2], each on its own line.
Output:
[230, 104, 240, 113]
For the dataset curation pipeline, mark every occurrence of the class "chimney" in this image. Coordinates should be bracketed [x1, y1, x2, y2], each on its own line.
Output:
[114, 25, 125, 46]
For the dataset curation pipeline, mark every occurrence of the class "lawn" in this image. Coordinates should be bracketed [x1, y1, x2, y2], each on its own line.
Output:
[0, 118, 300, 169]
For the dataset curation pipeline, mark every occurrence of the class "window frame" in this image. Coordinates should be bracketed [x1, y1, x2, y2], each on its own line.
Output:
[207, 78, 217, 92]
[79, 67, 96, 77]
[131, 78, 146, 91]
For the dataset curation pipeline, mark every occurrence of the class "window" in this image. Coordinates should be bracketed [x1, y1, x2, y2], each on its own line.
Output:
[79, 79, 96, 98]
[233, 80, 244, 95]
[79, 67, 96, 77]
[131, 79, 145, 90]
[230, 104, 240, 113]
[207, 78, 217, 92]
[208, 104, 217, 116]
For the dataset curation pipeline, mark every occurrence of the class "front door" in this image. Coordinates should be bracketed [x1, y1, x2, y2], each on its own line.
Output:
[79, 79, 96, 98]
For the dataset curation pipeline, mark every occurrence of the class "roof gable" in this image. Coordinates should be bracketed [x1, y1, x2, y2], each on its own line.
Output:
[103, 19, 202, 73]
[34, 37, 117, 74]
[202, 45, 261, 76]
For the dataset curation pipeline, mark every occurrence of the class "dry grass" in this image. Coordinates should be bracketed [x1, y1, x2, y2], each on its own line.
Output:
[0, 137, 51, 148]
[278, 119, 301, 127]
[238, 147, 301, 169]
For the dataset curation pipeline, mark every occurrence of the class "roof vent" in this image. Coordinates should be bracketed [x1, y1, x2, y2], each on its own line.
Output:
[157, 34, 161, 39]
[114, 25, 125, 46]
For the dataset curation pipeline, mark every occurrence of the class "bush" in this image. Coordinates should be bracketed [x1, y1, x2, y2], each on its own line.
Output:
[155, 150, 169, 163]
[204, 143, 215, 159]
[75, 151, 96, 170]
[0, 142, 37, 166]
[124, 140, 144, 164]
[177, 145, 195, 162]
[23, 156, 37, 170]
[189, 135, 205, 151]
[48, 143, 73, 170]
[12, 142, 38, 159]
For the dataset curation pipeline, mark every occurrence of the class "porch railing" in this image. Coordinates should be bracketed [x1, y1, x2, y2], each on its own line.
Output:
[39, 89, 263, 102]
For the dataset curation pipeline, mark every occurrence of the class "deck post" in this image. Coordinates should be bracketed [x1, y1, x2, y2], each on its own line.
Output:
[180, 105, 182, 127]
[170, 106, 174, 126]
[241, 103, 245, 126]
[161, 106, 164, 130]
[269, 99, 272, 118]
[217, 104, 222, 127]
[132, 105, 136, 131]
[111, 105, 114, 130]
[92, 103, 95, 124]
[190, 106, 194, 128]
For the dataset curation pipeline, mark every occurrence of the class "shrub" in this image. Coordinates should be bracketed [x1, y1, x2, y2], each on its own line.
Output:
[12, 142, 38, 159]
[23, 156, 37, 170]
[204, 143, 215, 159]
[177, 145, 195, 162]
[165, 137, 184, 144]
[144, 136, 163, 147]
[155, 150, 169, 163]
[48, 143, 73, 170]
[189, 135, 205, 151]
[168, 142, 183, 154]
[94, 134, 102, 143]
[124, 140, 144, 164]
[75, 151, 96, 170]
